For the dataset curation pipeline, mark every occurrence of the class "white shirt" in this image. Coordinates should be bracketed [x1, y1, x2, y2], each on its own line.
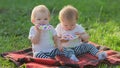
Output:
[28, 25, 57, 54]
[55, 23, 85, 48]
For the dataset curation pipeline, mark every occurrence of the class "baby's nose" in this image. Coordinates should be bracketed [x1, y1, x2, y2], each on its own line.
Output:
[68, 26, 72, 29]
[41, 20, 45, 22]
[68, 28, 72, 30]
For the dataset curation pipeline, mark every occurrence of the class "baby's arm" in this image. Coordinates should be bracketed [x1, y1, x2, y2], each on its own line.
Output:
[75, 32, 89, 43]
[81, 32, 89, 42]
[53, 35, 62, 50]
[29, 26, 41, 44]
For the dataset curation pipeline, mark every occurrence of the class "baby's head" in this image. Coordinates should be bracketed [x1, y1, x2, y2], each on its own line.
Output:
[59, 5, 78, 31]
[31, 5, 50, 25]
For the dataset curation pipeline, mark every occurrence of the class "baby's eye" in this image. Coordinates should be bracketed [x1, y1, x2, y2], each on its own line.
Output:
[37, 19, 41, 20]
[44, 18, 48, 20]
[64, 25, 68, 26]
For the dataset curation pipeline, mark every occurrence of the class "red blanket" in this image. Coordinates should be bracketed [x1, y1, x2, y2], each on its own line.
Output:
[1, 42, 120, 68]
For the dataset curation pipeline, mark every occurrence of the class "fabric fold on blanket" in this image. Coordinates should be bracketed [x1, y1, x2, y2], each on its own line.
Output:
[1, 42, 120, 68]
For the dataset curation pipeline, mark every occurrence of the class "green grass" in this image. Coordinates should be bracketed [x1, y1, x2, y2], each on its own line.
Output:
[0, 0, 120, 68]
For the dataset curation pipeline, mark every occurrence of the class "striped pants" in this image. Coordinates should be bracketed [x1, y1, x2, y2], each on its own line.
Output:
[63, 43, 99, 58]
[34, 48, 62, 58]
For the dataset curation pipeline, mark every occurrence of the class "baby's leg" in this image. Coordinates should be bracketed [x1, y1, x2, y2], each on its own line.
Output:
[34, 51, 50, 58]
[83, 43, 107, 60]
[96, 51, 107, 60]
[74, 43, 107, 60]
[74, 43, 98, 56]
[63, 48, 79, 62]
[49, 48, 63, 58]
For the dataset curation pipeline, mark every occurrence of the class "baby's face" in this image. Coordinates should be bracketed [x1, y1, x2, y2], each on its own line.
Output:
[61, 19, 76, 31]
[34, 12, 49, 25]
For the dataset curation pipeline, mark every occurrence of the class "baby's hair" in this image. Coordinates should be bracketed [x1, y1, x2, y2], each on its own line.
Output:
[59, 5, 78, 22]
[31, 5, 50, 23]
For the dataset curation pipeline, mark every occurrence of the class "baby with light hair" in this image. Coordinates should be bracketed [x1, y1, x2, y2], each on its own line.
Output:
[29, 5, 61, 58]
[55, 5, 107, 62]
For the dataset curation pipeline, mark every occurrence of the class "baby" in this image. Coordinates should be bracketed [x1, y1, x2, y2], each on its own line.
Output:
[28, 5, 61, 58]
[55, 5, 107, 62]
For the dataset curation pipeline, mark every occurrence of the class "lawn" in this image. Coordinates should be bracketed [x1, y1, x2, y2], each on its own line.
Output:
[0, 0, 120, 68]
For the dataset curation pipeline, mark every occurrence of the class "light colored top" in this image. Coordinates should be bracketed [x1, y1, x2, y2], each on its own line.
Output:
[28, 25, 57, 54]
[55, 23, 85, 48]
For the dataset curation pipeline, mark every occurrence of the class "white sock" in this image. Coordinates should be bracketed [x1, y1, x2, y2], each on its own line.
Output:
[70, 54, 79, 62]
[97, 52, 107, 60]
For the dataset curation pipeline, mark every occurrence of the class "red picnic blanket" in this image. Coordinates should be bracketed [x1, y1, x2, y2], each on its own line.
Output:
[1, 42, 120, 68]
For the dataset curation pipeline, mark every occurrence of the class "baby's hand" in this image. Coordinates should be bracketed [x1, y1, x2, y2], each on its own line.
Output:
[81, 34, 89, 43]
[75, 32, 81, 38]
[35, 25, 42, 33]
[75, 32, 89, 43]
[58, 36, 69, 43]
[60, 38, 69, 43]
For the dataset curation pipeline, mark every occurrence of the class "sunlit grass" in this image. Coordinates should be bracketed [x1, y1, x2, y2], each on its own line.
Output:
[88, 21, 120, 51]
